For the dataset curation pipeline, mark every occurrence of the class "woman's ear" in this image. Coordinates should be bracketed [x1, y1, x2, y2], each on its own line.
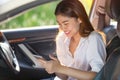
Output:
[77, 18, 82, 24]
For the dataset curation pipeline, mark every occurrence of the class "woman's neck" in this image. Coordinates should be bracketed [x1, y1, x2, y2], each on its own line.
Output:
[71, 33, 81, 42]
[69, 32, 81, 57]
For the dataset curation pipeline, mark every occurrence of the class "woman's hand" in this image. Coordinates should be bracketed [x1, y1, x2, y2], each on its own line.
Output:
[37, 54, 61, 74]
[96, 6, 106, 15]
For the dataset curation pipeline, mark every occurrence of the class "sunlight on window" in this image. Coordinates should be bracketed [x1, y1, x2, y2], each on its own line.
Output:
[80, 0, 93, 15]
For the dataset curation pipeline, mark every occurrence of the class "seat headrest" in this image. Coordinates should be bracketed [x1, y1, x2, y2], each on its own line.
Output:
[106, 0, 120, 21]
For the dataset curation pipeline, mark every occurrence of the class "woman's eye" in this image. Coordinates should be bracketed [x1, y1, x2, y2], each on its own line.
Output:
[64, 23, 68, 25]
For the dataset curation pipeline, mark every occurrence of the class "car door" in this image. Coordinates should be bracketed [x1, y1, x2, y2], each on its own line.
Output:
[1, 26, 58, 80]
[0, 0, 59, 80]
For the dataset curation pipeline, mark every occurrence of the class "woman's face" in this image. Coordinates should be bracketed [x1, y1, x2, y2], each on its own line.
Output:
[56, 15, 81, 38]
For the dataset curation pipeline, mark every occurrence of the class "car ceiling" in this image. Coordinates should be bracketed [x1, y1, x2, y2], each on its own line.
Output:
[0, 0, 58, 25]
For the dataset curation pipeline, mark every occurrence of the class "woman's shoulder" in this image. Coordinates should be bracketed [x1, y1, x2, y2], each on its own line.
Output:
[88, 31, 103, 40]
[89, 31, 102, 37]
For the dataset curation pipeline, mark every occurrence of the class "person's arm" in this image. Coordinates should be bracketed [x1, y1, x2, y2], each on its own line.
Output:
[37, 55, 68, 80]
[37, 55, 97, 80]
[55, 73, 68, 80]
[55, 64, 97, 80]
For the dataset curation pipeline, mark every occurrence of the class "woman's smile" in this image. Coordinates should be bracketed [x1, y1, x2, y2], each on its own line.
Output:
[64, 31, 70, 35]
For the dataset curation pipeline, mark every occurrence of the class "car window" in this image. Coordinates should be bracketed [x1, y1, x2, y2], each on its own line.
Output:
[0, 0, 93, 30]
[80, 0, 93, 16]
[0, 1, 60, 30]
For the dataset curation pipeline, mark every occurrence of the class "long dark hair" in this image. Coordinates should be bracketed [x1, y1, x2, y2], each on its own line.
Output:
[55, 0, 94, 37]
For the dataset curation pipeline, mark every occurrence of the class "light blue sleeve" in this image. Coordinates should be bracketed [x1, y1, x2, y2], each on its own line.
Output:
[86, 32, 106, 72]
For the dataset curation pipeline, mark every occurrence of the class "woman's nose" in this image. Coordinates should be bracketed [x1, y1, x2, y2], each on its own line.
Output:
[61, 25, 67, 30]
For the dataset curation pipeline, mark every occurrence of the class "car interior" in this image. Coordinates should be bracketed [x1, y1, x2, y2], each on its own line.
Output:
[0, 0, 120, 80]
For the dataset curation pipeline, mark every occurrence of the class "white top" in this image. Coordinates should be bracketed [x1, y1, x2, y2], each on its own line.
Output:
[55, 31, 106, 80]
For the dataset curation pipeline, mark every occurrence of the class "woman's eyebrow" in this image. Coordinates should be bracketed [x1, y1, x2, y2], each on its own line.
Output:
[62, 20, 69, 23]
[62, 19, 70, 23]
[56, 20, 69, 24]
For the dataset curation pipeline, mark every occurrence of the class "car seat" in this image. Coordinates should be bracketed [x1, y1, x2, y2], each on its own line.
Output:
[94, 0, 120, 79]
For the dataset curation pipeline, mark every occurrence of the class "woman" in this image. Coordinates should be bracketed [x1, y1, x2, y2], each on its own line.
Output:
[38, 0, 106, 80]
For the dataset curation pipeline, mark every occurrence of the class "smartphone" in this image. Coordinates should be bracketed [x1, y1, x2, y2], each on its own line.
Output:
[33, 55, 43, 59]
[34, 53, 57, 61]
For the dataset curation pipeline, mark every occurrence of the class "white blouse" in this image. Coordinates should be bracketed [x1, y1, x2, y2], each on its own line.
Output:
[55, 31, 106, 80]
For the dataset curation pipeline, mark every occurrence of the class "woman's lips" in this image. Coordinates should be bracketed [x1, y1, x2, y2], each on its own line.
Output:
[64, 31, 70, 35]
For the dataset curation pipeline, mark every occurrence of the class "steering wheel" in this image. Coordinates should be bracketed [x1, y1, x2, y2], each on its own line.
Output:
[0, 32, 20, 73]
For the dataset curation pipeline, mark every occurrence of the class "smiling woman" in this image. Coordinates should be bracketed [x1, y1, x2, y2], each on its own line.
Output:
[37, 0, 106, 80]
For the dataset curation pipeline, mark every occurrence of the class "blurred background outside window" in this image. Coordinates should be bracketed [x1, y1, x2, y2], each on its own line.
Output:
[0, 0, 92, 29]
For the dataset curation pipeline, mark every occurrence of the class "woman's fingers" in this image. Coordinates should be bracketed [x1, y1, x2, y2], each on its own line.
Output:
[38, 58, 46, 64]
[36, 58, 48, 68]
[35, 54, 60, 74]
